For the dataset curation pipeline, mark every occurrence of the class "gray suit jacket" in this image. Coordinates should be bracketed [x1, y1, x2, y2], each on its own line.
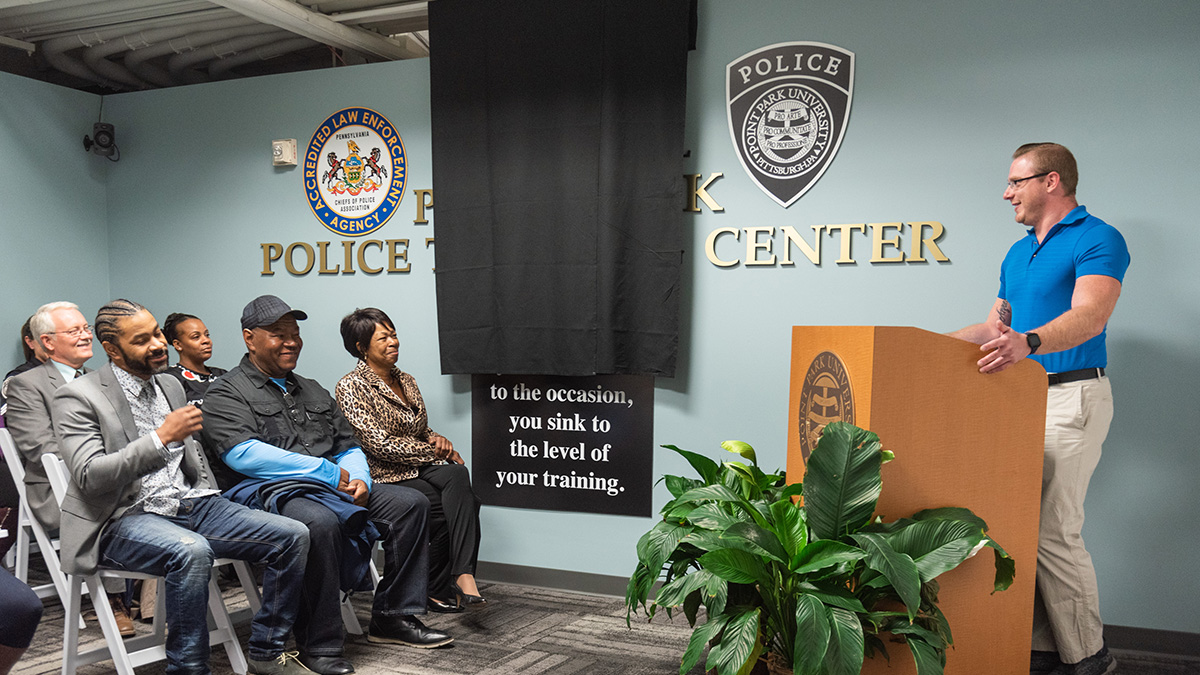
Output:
[5, 359, 91, 531]
[51, 362, 217, 575]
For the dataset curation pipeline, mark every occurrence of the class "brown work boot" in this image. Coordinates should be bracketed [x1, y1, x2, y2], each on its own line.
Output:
[111, 595, 136, 637]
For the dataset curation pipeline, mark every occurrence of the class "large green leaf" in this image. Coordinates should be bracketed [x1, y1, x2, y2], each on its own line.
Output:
[721, 440, 758, 464]
[885, 519, 983, 582]
[911, 507, 988, 531]
[852, 533, 921, 618]
[779, 482, 804, 500]
[803, 422, 884, 541]
[681, 614, 729, 675]
[724, 461, 760, 499]
[662, 501, 698, 523]
[636, 520, 688, 573]
[665, 474, 703, 499]
[655, 569, 714, 608]
[705, 572, 729, 616]
[824, 606, 865, 675]
[721, 521, 789, 563]
[987, 539, 1016, 592]
[889, 621, 946, 651]
[699, 549, 769, 585]
[792, 593, 831, 675]
[796, 581, 867, 613]
[678, 483, 748, 505]
[687, 503, 747, 532]
[625, 563, 655, 619]
[683, 530, 729, 552]
[664, 444, 721, 485]
[706, 608, 761, 675]
[769, 498, 808, 560]
[906, 636, 946, 675]
[792, 539, 866, 574]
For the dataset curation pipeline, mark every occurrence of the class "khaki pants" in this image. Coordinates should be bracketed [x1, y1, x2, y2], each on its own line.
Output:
[1031, 377, 1112, 663]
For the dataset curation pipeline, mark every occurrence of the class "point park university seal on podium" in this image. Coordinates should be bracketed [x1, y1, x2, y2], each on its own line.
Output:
[797, 350, 855, 460]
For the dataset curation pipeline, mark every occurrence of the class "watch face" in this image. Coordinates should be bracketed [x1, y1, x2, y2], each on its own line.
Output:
[1027, 333, 1041, 352]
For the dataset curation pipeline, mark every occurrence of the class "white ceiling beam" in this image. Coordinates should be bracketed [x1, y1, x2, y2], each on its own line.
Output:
[203, 0, 422, 60]
[0, 33, 34, 51]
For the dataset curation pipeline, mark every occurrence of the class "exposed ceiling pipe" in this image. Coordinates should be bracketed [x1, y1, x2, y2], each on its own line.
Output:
[82, 35, 152, 87]
[167, 29, 287, 78]
[0, 0, 117, 21]
[32, 8, 235, 42]
[0, 0, 48, 10]
[41, 30, 129, 88]
[2, 0, 211, 38]
[208, 35, 314, 77]
[124, 20, 269, 86]
[203, 0, 422, 60]
[80, 15, 258, 88]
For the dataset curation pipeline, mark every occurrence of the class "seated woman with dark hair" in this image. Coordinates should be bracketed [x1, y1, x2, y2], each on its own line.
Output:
[163, 312, 226, 407]
[335, 307, 485, 611]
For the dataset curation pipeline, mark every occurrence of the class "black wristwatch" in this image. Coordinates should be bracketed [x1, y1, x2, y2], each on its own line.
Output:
[1026, 332, 1041, 354]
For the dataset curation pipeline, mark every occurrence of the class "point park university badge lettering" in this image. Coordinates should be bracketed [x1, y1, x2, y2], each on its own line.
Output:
[727, 42, 854, 208]
[305, 107, 406, 237]
[797, 350, 855, 461]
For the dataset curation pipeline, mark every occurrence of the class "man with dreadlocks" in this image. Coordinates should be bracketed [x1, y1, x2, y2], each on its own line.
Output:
[51, 299, 313, 675]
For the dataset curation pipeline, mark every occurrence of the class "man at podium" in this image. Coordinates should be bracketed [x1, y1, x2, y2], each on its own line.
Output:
[950, 143, 1130, 675]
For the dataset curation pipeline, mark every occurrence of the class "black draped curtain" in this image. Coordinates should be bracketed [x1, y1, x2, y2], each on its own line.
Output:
[429, 0, 691, 376]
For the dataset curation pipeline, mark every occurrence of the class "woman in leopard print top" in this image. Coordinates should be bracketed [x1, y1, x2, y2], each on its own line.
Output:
[335, 308, 485, 610]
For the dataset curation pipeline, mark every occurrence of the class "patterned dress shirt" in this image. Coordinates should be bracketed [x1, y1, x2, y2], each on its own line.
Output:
[113, 365, 217, 516]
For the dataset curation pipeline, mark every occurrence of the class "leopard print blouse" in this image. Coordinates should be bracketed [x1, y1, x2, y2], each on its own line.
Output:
[334, 359, 440, 483]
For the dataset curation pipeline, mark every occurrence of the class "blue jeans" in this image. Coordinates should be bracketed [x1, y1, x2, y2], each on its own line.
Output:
[100, 496, 309, 674]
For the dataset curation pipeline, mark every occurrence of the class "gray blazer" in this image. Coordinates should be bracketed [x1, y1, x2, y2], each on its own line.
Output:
[51, 362, 217, 575]
[5, 359, 90, 531]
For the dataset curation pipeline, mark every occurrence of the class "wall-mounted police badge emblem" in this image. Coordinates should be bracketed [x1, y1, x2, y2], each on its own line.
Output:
[304, 107, 406, 237]
[727, 42, 854, 208]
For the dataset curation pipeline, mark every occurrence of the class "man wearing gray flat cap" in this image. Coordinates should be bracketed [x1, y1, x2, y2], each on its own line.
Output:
[202, 295, 450, 675]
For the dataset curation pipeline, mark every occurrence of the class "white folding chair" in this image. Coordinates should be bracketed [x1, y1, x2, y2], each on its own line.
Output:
[43, 453, 251, 675]
[0, 429, 86, 631]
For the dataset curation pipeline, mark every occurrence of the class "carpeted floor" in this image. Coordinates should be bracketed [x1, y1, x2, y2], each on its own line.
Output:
[13, 579, 708, 675]
[11, 575, 1200, 674]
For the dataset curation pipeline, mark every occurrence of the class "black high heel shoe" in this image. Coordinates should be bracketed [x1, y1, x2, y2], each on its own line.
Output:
[454, 581, 487, 607]
[427, 595, 464, 613]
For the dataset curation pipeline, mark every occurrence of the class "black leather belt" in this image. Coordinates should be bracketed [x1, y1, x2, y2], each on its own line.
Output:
[1047, 368, 1105, 386]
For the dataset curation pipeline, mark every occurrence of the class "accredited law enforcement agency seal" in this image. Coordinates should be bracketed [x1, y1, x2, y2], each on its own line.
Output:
[305, 107, 406, 237]
[797, 350, 855, 460]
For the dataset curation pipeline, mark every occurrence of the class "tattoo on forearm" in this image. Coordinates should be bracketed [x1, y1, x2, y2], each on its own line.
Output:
[998, 300, 1012, 326]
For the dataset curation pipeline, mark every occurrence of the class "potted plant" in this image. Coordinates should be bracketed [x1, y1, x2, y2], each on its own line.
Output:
[625, 422, 1014, 675]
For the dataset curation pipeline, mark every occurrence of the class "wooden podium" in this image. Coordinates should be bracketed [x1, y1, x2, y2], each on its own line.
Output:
[787, 326, 1047, 675]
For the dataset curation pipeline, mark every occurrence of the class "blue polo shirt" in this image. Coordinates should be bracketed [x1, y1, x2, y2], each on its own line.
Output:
[998, 205, 1129, 373]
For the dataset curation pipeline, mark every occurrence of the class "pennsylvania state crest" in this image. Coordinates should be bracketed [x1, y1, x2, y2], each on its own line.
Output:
[726, 42, 855, 208]
[304, 107, 406, 237]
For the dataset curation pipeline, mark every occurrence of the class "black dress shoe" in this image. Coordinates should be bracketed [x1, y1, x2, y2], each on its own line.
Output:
[427, 595, 464, 613]
[297, 653, 355, 675]
[367, 615, 453, 648]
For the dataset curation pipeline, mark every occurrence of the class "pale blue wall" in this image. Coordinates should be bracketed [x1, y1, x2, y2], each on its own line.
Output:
[0, 71, 112, 363]
[3, 0, 1198, 633]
